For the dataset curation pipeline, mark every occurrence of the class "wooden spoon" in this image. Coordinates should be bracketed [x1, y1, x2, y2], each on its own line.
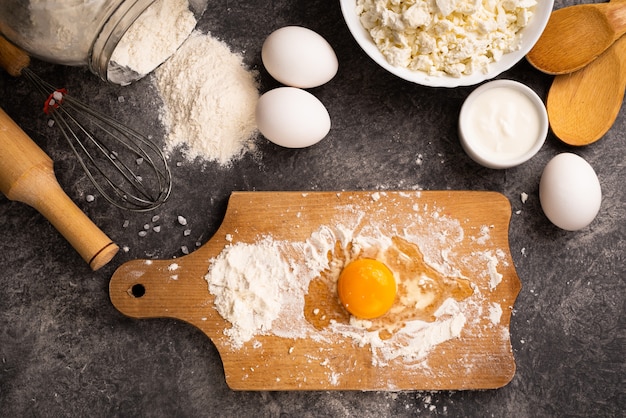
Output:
[526, 1, 626, 74]
[546, 34, 626, 145]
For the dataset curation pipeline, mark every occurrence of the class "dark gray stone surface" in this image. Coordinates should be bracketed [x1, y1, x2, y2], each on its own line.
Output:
[0, 0, 624, 416]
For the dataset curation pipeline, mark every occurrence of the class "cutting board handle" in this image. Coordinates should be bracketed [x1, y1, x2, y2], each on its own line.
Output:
[0, 107, 118, 270]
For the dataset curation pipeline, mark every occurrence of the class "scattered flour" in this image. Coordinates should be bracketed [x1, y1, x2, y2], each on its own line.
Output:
[155, 31, 260, 165]
[330, 298, 467, 366]
[485, 250, 504, 290]
[488, 302, 503, 324]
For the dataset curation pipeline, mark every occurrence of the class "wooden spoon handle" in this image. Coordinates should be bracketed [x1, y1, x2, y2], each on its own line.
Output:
[606, 1, 626, 35]
[527, 2, 626, 74]
[0, 108, 118, 270]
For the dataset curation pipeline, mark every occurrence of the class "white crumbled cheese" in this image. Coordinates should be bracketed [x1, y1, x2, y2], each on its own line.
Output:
[356, 0, 537, 77]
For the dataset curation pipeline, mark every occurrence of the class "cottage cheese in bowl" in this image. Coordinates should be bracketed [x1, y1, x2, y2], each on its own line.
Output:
[340, 0, 553, 87]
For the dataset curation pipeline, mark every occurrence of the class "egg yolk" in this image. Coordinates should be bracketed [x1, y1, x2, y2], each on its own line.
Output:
[337, 258, 397, 319]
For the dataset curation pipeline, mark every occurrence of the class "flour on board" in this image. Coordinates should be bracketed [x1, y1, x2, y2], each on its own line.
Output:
[204, 192, 511, 372]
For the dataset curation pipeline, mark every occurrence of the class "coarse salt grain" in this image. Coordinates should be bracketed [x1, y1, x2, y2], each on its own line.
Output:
[521, 192, 528, 203]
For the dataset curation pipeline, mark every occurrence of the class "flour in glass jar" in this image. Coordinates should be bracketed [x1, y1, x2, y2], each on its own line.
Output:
[109, 0, 197, 84]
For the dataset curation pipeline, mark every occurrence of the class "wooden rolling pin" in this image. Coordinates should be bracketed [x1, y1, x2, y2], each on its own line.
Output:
[0, 107, 119, 270]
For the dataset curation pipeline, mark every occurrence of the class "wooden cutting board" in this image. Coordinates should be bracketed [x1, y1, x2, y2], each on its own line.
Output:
[109, 191, 521, 391]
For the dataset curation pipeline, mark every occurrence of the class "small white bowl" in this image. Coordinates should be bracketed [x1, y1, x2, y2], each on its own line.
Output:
[458, 80, 548, 169]
[339, 0, 553, 88]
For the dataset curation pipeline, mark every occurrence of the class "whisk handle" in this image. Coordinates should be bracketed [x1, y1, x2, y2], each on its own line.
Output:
[0, 107, 119, 270]
[0, 35, 30, 77]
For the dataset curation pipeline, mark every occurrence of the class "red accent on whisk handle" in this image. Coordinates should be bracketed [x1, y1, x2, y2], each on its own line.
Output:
[0, 107, 119, 271]
[44, 89, 68, 115]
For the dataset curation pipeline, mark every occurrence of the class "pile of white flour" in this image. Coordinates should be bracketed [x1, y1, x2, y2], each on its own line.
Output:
[154, 31, 260, 165]
[206, 238, 303, 345]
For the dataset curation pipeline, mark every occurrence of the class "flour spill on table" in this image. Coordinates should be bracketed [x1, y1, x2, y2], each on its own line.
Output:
[204, 192, 512, 384]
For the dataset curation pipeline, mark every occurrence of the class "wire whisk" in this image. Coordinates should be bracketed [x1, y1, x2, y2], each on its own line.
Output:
[20, 68, 172, 212]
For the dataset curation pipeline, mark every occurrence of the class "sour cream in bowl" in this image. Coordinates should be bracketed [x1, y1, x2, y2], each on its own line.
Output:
[340, 0, 553, 87]
[458, 79, 548, 169]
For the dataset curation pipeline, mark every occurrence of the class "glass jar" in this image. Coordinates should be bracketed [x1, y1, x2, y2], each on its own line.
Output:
[0, 0, 207, 85]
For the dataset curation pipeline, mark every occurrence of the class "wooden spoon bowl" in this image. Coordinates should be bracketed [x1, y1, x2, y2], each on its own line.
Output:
[547, 34, 626, 146]
[527, 1, 626, 74]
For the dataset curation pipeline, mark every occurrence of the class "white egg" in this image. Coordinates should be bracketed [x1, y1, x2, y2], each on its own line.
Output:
[539, 153, 601, 231]
[261, 26, 338, 88]
[255, 87, 331, 148]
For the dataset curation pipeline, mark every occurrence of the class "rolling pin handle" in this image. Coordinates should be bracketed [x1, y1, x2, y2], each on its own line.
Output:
[0, 35, 30, 77]
[0, 107, 118, 270]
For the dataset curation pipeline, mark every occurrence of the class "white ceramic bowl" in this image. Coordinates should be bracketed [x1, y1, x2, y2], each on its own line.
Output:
[458, 80, 548, 169]
[339, 0, 554, 88]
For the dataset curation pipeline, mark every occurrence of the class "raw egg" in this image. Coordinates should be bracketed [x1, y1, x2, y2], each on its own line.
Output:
[261, 26, 338, 88]
[539, 153, 602, 231]
[255, 87, 331, 148]
[337, 258, 397, 319]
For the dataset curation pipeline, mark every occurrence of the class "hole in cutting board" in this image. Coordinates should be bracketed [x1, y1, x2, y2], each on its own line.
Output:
[130, 284, 145, 298]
